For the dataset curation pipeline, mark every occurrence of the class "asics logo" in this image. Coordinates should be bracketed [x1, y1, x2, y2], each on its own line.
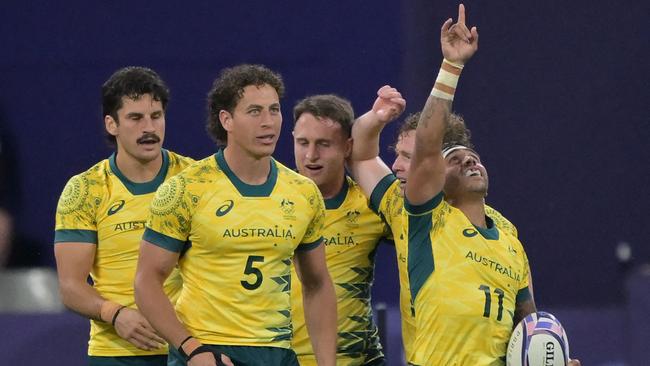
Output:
[462, 228, 478, 238]
[107, 200, 125, 216]
[216, 200, 234, 217]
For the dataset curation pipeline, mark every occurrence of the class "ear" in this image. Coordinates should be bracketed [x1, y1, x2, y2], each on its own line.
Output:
[343, 137, 353, 159]
[219, 110, 233, 133]
[105, 115, 118, 137]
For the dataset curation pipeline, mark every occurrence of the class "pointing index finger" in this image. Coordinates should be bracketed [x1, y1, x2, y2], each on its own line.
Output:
[458, 3, 466, 25]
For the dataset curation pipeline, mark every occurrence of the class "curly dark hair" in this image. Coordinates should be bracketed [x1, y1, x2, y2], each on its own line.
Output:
[206, 64, 285, 146]
[101, 66, 170, 146]
[293, 94, 354, 138]
[393, 111, 473, 149]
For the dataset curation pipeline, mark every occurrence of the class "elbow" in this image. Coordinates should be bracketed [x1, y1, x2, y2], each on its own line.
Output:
[302, 272, 333, 296]
[133, 271, 146, 308]
[56, 278, 79, 310]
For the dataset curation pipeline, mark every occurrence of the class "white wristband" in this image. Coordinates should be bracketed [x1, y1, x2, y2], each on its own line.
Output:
[430, 59, 463, 101]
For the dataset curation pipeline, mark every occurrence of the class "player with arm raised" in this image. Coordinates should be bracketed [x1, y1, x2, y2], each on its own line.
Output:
[349, 5, 539, 364]
[402, 5, 548, 365]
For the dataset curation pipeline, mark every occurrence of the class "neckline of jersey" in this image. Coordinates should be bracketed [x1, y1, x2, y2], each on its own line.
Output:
[108, 149, 169, 195]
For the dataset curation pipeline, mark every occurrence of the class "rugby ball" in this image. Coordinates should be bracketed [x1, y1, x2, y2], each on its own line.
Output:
[506, 311, 570, 366]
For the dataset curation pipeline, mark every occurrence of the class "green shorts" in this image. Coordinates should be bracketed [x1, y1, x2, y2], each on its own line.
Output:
[88, 355, 167, 366]
[168, 344, 298, 366]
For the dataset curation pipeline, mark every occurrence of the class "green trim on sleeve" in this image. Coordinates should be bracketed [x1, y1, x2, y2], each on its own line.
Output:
[369, 174, 397, 214]
[296, 237, 323, 251]
[142, 228, 186, 253]
[407, 212, 434, 302]
[54, 229, 97, 244]
[516, 286, 532, 304]
[404, 191, 444, 215]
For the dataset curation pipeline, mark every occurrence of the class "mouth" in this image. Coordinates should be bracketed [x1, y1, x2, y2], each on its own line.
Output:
[256, 134, 275, 144]
[464, 168, 481, 177]
[304, 164, 323, 173]
[137, 135, 160, 145]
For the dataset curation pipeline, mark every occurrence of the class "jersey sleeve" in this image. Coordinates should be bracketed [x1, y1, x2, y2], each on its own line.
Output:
[516, 240, 532, 303]
[143, 175, 194, 252]
[54, 174, 100, 244]
[297, 183, 325, 250]
[369, 174, 404, 228]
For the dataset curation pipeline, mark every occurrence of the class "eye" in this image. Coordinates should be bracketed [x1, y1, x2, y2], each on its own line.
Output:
[318, 141, 330, 147]
[248, 109, 261, 116]
[270, 106, 281, 114]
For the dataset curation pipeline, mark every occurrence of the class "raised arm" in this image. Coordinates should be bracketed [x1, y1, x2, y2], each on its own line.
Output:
[405, 3, 479, 205]
[294, 243, 337, 366]
[348, 85, 406, 197]
[55, 243, 165, 350]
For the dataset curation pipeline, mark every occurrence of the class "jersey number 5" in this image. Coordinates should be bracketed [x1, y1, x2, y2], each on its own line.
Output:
[241, 255, 265, 290]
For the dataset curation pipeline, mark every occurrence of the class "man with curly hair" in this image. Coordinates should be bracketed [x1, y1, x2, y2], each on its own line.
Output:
[348, 5, 536, 364]
[135, 64, 336, 366]
[54, 66, 194, 366]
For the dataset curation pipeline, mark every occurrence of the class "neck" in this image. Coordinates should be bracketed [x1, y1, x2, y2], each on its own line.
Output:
[223, 145, 271, 185]
[115, 149, 163, 183]
[319, 175, 346, 199]
[447, 195, 487, 228]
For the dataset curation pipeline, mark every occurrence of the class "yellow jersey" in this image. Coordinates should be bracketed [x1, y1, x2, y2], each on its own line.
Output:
[54, 149, 193, 356]
[291, 177, 387, 365]
[144, 151, 325, 349]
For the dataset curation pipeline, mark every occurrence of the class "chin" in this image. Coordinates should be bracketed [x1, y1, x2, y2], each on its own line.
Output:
[250, 146, 275, 159]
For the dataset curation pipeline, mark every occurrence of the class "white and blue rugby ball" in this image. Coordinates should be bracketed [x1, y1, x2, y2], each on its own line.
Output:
[506, 311, 570, 366]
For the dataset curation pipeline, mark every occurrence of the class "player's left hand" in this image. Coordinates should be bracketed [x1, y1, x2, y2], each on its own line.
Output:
[441, 3, 479, 65]
[371, 85, 406, 124]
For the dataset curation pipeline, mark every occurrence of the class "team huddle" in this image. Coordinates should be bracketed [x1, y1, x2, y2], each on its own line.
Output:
[53, 5, 578, 366]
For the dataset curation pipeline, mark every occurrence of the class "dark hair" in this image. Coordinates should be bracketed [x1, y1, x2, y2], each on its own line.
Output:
[393, 111, 473, 148]
[101, 67, 170, 146]
[293, 94, 354, 138]
[206, 64, 285, 146]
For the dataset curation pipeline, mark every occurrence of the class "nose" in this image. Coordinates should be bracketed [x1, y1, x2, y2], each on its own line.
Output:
[260, 109, 275, 128]
[305, 144, 319, 161]
[141, 116, 155, 132]
[392, 157, 402, 173]
[462, 154, 477, 167]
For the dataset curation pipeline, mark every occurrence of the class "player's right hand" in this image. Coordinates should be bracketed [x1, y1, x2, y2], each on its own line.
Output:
[440, 4, 479, 65]
[113, 307, 166, 350]
[188, 351, 234, 366]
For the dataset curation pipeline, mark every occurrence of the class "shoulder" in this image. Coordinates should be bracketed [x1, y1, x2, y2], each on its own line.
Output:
[173, 155, 220, 182]
[485, 204, 518, 238]
[275, 161, 320, 193]
[166, 150, 196, 170]
[57, 160, 110, 214]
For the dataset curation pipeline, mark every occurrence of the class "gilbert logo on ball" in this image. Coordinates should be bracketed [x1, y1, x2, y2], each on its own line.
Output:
[506, 311, 570, 366]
